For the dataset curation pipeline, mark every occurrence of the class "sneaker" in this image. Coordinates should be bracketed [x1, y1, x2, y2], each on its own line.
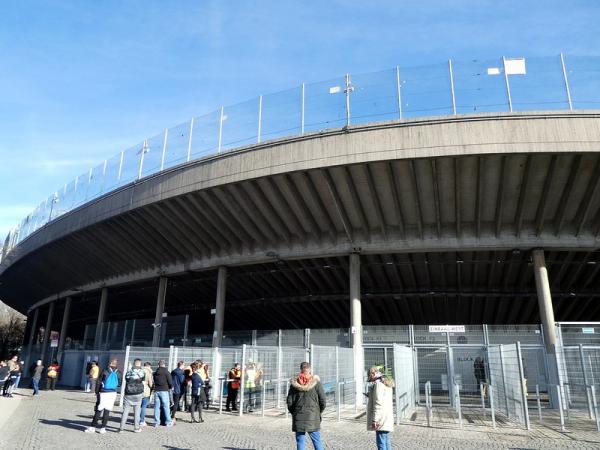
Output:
[139, 422, 147, 427]
[84, 427, 96, 433]
[166, 422, 174, 428]
[154, 424, 160, 428]
[134, 428, 142, 433]
[98, 428, 107, 434]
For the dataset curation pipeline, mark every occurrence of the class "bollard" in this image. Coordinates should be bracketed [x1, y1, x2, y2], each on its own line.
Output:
[489, 384, 496, 429]
[536, 384, 542, 421]
[480, 382, 486, 416]
[556, 385, 566, 432]
[455, 382, 463, 429]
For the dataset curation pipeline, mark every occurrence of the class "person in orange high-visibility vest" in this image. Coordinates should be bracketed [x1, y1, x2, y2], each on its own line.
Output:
[226, 363, 241, 412]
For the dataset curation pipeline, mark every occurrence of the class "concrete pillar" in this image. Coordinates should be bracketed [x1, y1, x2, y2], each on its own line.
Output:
[212, 266, 227, 347]
[57, 297, 72, 355]
[94, 288, 108, 349]
[152, 277, 168, 347]
[24, 308, 40, 376]
[40, 301, 55, 364]
[532, 249, 557, 352]
[349, 253, 364, 406]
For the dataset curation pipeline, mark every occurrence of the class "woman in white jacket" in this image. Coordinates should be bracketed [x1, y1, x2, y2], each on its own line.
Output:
[366, 365, 395, 450]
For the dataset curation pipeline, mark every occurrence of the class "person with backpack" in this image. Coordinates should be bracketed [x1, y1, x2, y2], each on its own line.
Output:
[119, 358, 145, 433]
[139, 362, 154, 427]
[46, 361, 60, 391]
[287, 362, 326, 450]
[84, 358, 121, 434]
[152, 360, 174, 427]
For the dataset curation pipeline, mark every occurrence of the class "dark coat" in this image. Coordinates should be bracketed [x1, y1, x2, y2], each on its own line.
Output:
[153, 367, 173, 392]
[171, 368, 185, 395]
[286, 375, 326, 432]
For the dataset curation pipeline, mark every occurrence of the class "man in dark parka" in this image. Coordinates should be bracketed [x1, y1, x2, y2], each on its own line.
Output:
[287, 362, 326, 450]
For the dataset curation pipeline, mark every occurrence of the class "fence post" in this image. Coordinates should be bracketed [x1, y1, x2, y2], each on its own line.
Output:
[536, 384, 542, 421]
[395, 66, 402, 119]
[239, 344, 246, 416]
[516, 342, 531, 430]
[455, 382, 463, 429]
[337, 382, 342, 422]
[186, 118, 194, 162]
[277, 345, 283, 410]
[285, 380, 290, 419]
[489, 384, 496, 429]
[168, 345, 174, 371]
[344, 73, 351, 127]
[219, 378, 225, 415]
[579, 344, 594, 419]
[591, 385, 600, 432]
[560, 52, 573, 110]
[502, 56, 513, 112]
[217, 106, 224, 153]
[499, 345, 510, 417]
[425, 380, 432, 427]
[261, 380, 269, 418]
[480, 382, 486, 415]
[448, 59, 457, 115]
[557, 384, 566, 432]
[257, 95, 263, 143]
[119, 345, 130, 408]
[310, 344, 315, 371]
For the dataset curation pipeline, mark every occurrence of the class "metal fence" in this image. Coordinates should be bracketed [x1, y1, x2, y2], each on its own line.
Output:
[4, 53, 600, 262]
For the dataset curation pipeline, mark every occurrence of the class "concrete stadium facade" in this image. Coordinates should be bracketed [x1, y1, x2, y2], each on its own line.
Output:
[1, 111, 600, 379]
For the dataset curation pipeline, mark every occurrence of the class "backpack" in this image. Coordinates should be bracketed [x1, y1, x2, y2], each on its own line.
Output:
[125, 371, 144, 395]
[104, 370, 119, 391]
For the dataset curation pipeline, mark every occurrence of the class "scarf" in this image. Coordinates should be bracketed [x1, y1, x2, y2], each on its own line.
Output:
[298, 372, 312, 385]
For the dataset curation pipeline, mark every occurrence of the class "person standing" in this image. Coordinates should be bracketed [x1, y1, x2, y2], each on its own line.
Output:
[287, 362, 326, 450]
[4, 361, 21, 397]
[46, 361, 60, 391]
[244, 361, 257, 413]
[473, 356, 487, 396]
[139, 362, 154, 427]
[153, 360, 174, 428]
[119, 358, 145, 433]
[226, 363, 241, 412]
[366, 365, 395, 450]
[84, 358, 121, 434]
[190, 363, 206, 423]
[170, 361, 185, 421]
[31, 360, 44, 396]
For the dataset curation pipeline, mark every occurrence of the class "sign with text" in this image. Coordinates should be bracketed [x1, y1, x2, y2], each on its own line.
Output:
[429, 325, 465, 333]
[50, 331, 60, 347]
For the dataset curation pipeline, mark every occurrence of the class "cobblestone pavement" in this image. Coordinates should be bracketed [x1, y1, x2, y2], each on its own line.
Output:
[2, 389, 600, 449]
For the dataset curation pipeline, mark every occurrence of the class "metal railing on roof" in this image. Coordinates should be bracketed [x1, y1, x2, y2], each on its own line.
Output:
[2, 53, 600, 263]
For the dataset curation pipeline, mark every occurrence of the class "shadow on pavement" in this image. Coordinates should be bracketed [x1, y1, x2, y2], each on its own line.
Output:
[39, 418, 101, 432]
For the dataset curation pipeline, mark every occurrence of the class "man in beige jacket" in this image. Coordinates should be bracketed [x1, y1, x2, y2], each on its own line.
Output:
[366, 365, 394, 450]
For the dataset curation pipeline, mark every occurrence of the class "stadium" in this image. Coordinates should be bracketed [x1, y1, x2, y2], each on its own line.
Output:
[1, 54, 600, 424]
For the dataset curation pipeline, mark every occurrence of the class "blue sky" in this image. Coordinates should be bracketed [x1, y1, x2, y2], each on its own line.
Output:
[1, 0, 599, 239]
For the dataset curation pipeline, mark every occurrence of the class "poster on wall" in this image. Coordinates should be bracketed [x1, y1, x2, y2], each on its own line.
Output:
[50, 331, 60, 347]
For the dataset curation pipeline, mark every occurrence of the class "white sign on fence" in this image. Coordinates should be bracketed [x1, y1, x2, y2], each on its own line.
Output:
[429, 325, 465, 333]
[582, 327, 595, 334]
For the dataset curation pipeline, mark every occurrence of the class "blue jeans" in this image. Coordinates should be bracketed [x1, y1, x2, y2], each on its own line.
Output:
[32, 378, 40, 395]
[295, 431, 324, 450]
[140, 396, 150, 423]
[14, 375, 21, 389]
[376, 431, 391, 450]
[153, 391, 172, 425]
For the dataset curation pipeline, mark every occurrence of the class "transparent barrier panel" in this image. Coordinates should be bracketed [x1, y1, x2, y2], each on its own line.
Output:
[566, 55, 600, 109]
[261, 86, 302, 141]
[510, 56, 569, 111]
[103, 152, 123, 193]
[86, 162, 106, 201]
[304, 76, 346, 132]
[221, 98, 259, 151]
[190, 110, 220, 160]
[141, 132, 166, 178]
[351, 68, 398, 124]
[453, 58, 508, 114]
[400, 62, 453, 117]
[120, 143, 143, 184]
[164, 121, 191, 169]
[72, 172, 89, 209]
